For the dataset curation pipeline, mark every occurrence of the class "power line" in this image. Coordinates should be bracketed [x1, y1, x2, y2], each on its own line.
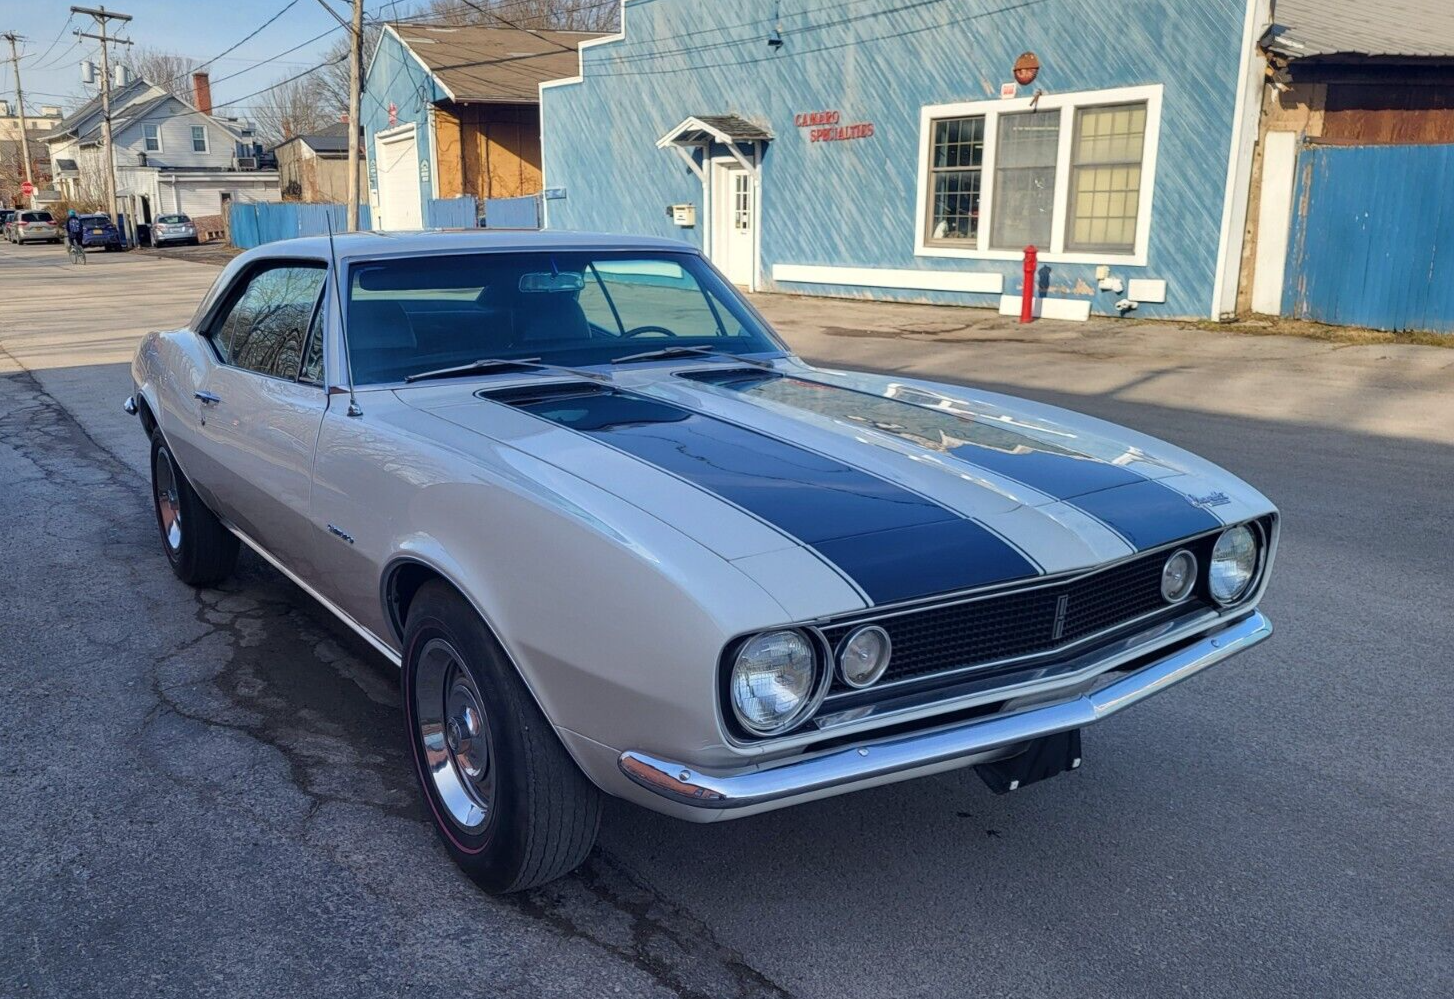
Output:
[151, 0, 305, 90]
[588, 0, 1052, 78]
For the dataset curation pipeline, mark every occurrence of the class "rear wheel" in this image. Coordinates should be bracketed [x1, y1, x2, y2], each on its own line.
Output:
[402, 581, 601, 893]
[150, 429, 238, 586]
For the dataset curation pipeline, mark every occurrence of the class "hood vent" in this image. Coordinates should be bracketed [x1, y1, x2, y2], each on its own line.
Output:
[676, 367, 782, 388]
[476, 380, 611, 407]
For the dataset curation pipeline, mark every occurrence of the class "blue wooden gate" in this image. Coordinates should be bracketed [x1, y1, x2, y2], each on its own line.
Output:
[425, 196, 479, 228]
[230, 202, 373, 249]
[1285, 144, 1454, 333]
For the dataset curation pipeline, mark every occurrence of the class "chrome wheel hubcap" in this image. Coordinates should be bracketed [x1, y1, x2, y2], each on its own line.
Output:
[154, 448, 183, 552]
[414, 639, 496, 831]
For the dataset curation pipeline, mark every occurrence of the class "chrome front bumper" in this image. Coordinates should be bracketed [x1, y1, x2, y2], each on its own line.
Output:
[619, 610, 1271, 810]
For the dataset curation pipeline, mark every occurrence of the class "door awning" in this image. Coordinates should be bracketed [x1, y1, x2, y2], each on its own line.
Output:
[656, 115, 771, 179]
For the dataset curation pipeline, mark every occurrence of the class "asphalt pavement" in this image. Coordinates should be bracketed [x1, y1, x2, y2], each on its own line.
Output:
[1, 239, 1450, 998]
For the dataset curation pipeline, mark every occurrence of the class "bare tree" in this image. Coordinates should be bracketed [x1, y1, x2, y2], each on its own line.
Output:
[123, 47, 202, 99]
[318, 24, 380, 121]
[251, 72, 339, 145]
[422, 0, 619, 31]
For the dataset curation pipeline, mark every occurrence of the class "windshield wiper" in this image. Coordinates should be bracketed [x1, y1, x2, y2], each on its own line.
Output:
[611, 344, 776, 368]
[404, 358, 542, 383]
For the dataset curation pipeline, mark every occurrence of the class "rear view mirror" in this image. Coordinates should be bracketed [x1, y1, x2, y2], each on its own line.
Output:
[519, 271, 585, 293]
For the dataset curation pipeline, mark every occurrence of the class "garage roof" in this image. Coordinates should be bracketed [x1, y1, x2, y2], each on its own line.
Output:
[1266, 0, 1454, 59]
[386, 23, 606, 104]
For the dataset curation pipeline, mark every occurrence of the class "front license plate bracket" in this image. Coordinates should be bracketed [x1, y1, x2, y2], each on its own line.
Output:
[975, 728, 1082, 794]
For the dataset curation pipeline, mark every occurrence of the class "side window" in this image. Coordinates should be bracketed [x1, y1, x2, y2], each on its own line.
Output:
[211, 265, 327, 379]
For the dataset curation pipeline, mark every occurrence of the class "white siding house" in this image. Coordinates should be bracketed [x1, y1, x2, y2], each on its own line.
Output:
[46, 75, 279, 235]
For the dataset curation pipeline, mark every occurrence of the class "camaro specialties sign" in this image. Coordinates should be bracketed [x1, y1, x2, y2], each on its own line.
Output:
[794, 110, 875, 143]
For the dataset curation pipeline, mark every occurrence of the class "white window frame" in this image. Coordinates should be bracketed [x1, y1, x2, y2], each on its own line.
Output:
[914, 84, 1163, 266]
[143, 123, 162, 153]
[190, 125, 209, 153]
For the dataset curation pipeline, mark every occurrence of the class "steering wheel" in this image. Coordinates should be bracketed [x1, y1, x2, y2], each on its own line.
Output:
[621, 325, 678, 338]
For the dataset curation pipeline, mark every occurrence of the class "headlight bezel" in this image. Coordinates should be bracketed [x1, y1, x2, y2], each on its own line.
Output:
[723, 628, 830, 739]
[1160, 548, 1198, 604]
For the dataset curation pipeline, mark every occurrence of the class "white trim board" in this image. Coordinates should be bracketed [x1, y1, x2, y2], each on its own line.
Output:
[1251, 131, 1297, 315]
[1211, 0, 1273, 319]
[773, 264, 1003, 294]
[914, 84, 1164, 267]
[997, 294, 1092, 322]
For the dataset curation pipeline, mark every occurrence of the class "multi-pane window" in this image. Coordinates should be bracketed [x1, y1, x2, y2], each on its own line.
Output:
[925, 116, 983, 243]
[1066, 102, 1148, 254]
[990, 111, 1061, 250]
[143, 123, 161, 152]
[733, 172, 752, 231]
[918, 88, 1159, 261]
[190, 125, 208, 153]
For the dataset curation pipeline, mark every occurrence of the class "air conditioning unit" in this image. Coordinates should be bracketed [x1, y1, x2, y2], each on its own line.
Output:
[235, 157, 258, 170]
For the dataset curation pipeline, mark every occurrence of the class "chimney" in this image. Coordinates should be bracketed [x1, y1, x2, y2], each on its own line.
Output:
[192, 72, 212, 115]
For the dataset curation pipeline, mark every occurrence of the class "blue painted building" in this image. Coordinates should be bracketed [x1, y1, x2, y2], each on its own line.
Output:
[363, 22, 602, 231]
[541, 0, 1270, 320]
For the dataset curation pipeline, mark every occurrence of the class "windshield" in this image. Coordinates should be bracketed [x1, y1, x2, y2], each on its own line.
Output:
[158, 214, 190, 224]
[346, 250, 782, 385]
[21, 212, 53, 222]
[82, 215, 112, 226]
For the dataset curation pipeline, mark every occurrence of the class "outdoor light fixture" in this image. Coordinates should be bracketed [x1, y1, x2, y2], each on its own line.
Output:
[768, 2, 784, 49]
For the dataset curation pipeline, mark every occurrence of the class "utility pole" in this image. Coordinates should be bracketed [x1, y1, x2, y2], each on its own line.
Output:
[71, 5, 132, 222]
[346, 0, 363, 231]
[313, 0, 363, 231]
[2, 32, 35, 207]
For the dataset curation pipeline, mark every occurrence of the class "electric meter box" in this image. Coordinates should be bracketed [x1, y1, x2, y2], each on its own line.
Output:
[670, 204, 697, 227]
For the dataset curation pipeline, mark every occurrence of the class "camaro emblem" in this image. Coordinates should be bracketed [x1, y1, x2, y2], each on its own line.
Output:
[1051, 594, 1070, 641]
[1191, 490, 1231, 508]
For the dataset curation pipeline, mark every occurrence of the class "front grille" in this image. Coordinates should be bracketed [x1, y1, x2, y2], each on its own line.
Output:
[821, 537, 1216, 693]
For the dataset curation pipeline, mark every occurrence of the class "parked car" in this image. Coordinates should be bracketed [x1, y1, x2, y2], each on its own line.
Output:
[150, 213, 199, 247]
[0, 209, 15, 239]
[79, 213, 123, 251]
[125, 231, 1277, 894]
[10, 210, 59, 244]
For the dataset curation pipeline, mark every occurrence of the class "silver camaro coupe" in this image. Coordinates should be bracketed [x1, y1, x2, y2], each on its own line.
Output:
[127, 231, 1276, 893]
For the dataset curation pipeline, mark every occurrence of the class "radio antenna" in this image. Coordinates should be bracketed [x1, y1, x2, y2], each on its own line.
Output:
[325, 213, 362, 417]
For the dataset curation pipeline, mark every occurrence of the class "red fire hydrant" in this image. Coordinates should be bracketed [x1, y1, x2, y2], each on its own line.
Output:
[1020, 245, 1038, 324]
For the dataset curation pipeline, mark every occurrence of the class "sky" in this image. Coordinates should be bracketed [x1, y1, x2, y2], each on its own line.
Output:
[5, 0, 423, 121]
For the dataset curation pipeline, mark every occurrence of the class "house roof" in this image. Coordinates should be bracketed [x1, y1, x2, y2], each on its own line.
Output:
[1266, 0, 1454, 59]
[385, 22, 607, 103]
[269, 122, 357, 156]
[46, 77, 153, 141]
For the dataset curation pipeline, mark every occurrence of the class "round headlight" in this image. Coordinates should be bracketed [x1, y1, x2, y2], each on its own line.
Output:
[729, 630, 819, 736]
[837, 625, 893, 688]
[1209, 525, 1258, 605]
[1161, 549, 1197, 603]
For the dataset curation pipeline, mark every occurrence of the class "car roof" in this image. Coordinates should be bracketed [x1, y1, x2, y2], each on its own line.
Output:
[239, 229, 695, 264]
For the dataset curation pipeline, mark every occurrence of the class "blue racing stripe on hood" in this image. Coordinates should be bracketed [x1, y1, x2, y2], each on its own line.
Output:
[680, 369, 1220, 551]
[508, 387, 1040, 604]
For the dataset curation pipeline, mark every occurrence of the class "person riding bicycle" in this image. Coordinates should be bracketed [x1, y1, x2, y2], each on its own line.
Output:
[64, 209, 83, 249]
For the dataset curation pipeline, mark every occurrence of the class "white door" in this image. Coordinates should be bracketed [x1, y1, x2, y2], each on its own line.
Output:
[711, 162, 755, 286]
[375, 127, 423, 231]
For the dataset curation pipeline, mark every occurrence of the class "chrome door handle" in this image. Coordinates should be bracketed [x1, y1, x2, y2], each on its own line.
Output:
[194, 390, 221, 406]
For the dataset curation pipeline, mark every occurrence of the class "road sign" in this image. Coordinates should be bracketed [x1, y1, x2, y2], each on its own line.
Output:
[20, 181, 34, 196]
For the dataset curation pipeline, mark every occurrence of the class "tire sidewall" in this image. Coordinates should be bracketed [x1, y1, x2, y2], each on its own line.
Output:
[402, 589, 536, 892]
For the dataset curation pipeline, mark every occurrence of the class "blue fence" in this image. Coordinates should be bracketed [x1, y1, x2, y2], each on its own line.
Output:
[482, 195, 540, 229]
[1284, 143, 1454, 333]
[425, 196, 479, 228]
[229, 202, 373, 249]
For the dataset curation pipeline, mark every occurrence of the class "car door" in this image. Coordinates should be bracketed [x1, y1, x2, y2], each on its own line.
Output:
[186, 261, 331, 574]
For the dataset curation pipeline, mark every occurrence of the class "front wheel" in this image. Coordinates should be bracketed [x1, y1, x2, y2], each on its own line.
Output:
[150, 429, 239, 586]
[402, 581, 601, 893]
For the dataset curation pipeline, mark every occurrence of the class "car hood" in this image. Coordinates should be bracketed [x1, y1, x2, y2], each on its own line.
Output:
[399, 359, 1273, 609]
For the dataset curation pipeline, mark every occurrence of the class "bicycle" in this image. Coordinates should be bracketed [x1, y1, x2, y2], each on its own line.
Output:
[67, 239, 86, 265]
